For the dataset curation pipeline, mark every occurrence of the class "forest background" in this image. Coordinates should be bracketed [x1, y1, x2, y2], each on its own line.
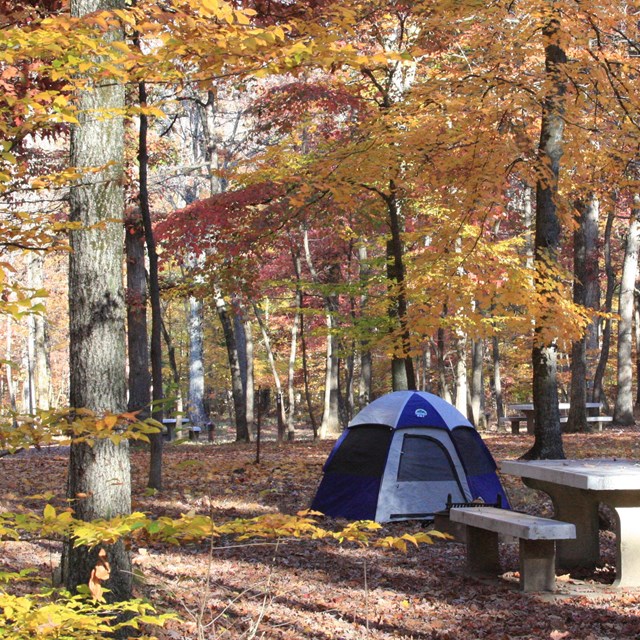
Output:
[1, 0, 640, 637]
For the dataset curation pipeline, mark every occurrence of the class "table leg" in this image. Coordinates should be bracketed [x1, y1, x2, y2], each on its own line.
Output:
[523, 410, 535, 435]
[607, 504, 640, 587]
[523, 479, 600, 570]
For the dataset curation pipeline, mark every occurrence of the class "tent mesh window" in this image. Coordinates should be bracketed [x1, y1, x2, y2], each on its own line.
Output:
[450, 428, 496, 475]
[325, 426, 393, 477]
[397, 435, 459, 482]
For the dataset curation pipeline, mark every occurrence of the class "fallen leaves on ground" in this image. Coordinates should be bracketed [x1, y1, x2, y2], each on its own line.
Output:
[2, 426, 640, 639]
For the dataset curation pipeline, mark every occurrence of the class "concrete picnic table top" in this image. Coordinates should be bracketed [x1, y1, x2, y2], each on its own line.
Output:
[500, 458, 640, 491]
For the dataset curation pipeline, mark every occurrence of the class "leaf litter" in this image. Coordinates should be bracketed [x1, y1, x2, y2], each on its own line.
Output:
[2, 428, 640, 638]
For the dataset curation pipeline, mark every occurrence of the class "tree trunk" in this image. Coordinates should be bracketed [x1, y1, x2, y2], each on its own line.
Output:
[320, 314, 341, 438]
[187, 296, 208, 426]
[287, 289, 300, 440]
[613, 195, 640, 425]
[302, 227, 341, 437]
[125, 207, 150, 416]
[64, 0, 131, 600]
[470, 338, 485, 428]
[357, 244, 372, 407]
[253, 301, 286, 440]
[386, 185, 416, 390]
[27, 253, 51, 411]
[215, 288, 249, 441]
[137, 77, 164, 489]
[454, 331, 468, 418]
[299, 300, 318, 437]
[244, 316, 255, 441]
[5, 316, 17, 413]
[436, 325, 452, 403]
[566, 195, 599, 433]
[592, 208, 616, 409]
[232, 296, 253, 439]
[492, 336, 504, 427]
[525, 15, 567, 460]
[292, 249, 318, 436]
[160, 313, 184, 433]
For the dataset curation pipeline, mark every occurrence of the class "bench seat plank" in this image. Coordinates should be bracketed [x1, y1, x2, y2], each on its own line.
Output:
[450, 507, 576, 540]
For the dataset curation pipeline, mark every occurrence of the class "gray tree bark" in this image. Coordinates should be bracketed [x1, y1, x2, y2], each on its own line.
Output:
[592, 208, 616, 408]
[526, 15, 567, 460]
[613, 195, 640, 425]
[253, 301, 286, 440]
[302, 228, 341, 437]
[357, 244, 372, 407]
[26, 253, 51, 411]
[287, 290, 300, 440]
[187, 295, 208, 426]
[454, 331, 468, 417]
[470, 338, 485, 428]
[63, 0, 131, 601]
[125, 208, 150, 416]
[566, 195, 600, 432]
[215, 288, 249, 441]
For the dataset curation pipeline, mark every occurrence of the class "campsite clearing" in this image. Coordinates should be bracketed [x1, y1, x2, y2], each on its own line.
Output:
[2, 427, 640, 639]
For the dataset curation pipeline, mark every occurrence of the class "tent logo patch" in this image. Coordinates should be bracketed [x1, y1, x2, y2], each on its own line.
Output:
[414, 408, 428, 418]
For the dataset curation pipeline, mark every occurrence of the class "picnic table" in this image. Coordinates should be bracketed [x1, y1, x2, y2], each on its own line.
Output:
[161, 417, 190, 440]
[502, 402, 611, 434]
[500, 458, 640, 587]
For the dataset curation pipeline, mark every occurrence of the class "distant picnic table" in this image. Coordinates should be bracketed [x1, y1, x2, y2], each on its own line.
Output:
[500, 402, 612, 434]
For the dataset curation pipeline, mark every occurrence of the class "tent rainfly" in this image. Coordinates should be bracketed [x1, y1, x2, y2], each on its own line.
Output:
[311, 391, 510, 522]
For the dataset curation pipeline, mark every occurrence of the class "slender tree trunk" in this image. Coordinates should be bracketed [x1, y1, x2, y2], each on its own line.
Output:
[232, 296, 253, 439]
[436, 325, 452, 403]
[5, 316, 16, 413]
[187, 296, 207, 426]
[253, 301, 286, 440]
[138, 78, 164, 490]
[492, 336, 504, 427]
[244, 317, 255, 440]
[357, 244, 372, 407]
[160, 313, 183, 433]
[614, 195, 640, 425]
[566, 196, 599, 432]
[215, 289, 249, 441]
[320, 316, 341, 438]
[64, 0, 131, 600]
[526, 15, 567, 460]
[303, 227, 341, 437]
[27, 253, 51, 410]
[470, 338, 485, 428]
[287, 290, 300, 440]
[125, 207, 150, 416]
[386, 185, 416, 390]
[454, 331, 468, 417]
[592, 208, 616, 408]
[299, 301, 318, 437]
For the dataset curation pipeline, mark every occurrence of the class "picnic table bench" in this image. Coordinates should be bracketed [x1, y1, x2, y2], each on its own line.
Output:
[501, 403, 612, 434]
[499, 413, 529, 434]
[449, 506, 576, 592]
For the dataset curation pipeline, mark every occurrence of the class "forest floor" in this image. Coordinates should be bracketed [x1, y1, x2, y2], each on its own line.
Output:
[3, 424, 640, 639]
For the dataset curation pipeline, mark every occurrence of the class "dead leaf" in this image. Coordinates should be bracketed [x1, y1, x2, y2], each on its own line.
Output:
[88, 548, 111, 601]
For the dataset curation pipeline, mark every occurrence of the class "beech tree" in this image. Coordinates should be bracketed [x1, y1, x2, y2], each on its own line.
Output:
[62, 0, 131, 601]
[613, 195, 640, 425]
[525, 14, 567, 460]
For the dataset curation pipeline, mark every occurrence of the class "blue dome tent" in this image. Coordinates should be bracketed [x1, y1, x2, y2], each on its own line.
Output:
[311, 390, 510, 522]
